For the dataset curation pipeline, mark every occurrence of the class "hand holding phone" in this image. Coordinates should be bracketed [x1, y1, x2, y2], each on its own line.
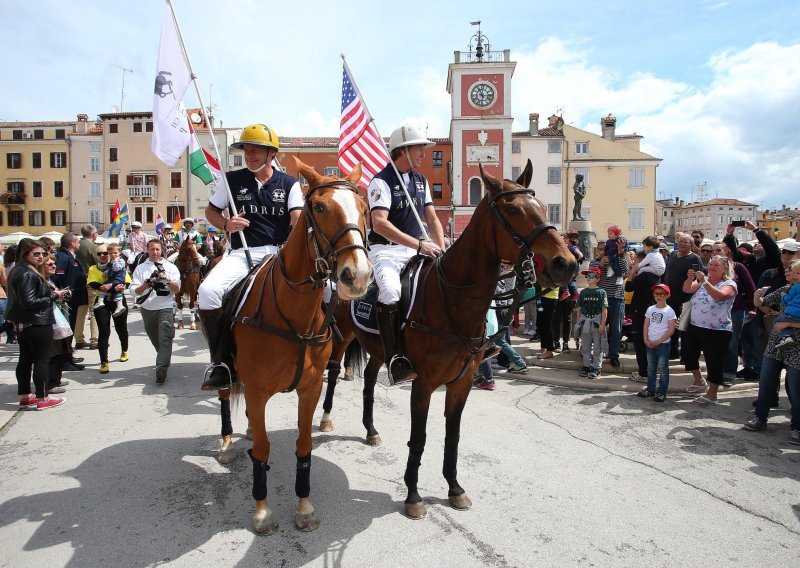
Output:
[731, 220, 746, 227]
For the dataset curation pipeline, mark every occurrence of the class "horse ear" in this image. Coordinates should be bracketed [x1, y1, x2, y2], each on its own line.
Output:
[293, 156, 322, 190]
[479, 163, 503, 197]
[345, 163, 362, 186]
[516, 159, 533, 188]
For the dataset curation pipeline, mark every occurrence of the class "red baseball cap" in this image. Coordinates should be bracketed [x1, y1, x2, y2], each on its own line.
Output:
[651, 283, 671, 296]
[582, 267, 603, 277]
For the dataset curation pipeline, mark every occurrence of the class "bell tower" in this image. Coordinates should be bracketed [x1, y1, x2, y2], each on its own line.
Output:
[446, 22, 516, 236]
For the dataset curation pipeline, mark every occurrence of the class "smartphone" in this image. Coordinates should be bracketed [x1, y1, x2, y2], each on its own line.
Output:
[691, 263, 700, 270]
[731, 220, 746, 227]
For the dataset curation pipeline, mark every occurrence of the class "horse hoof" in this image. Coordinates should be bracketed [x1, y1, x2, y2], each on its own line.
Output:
[253, 508, 278, 535]
[190, 322, 197, 331]
[449, 493, 472, 510]
[294, 512, 320, 532]
[366, 435, 382, 446]
[404, 501, 427, 519]
[319, 419, 334, 433]
[218, 446, 237, 464]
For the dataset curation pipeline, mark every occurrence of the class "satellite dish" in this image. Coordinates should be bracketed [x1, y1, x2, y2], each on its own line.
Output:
[190, 112, 203, 124]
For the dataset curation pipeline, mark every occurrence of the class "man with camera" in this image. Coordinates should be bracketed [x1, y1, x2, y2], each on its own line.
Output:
[131, 239, 181, 383]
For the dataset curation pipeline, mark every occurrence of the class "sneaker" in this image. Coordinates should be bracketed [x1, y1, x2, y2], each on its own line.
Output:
[62, 361, 85, 372]
[509, 363, 528, 374]
[578, 367, 589, 377]
[36, 396, 65, 411]
[113, 305, 127, 317]
[775, 336, 795, 351]
[588, 369, 600, 380]
[722, 379, 734, 388]
[19, 394, 37, 409]
[654, 392, 666, 403]
[629, 372, 647, 383]
[92, 301, 105, 312]
[120, 351, 129, 362]
[735, 367, 750, 378]
[100, 362, 110, 374]
[743, 417, 767, 431]
[562, 346, 571, 354]
[637, 388, 655, 398]
[90, 341, 98, 350]
[552, 342, 561, 353]
[788, 430, 800, 446]
[74, 341, 87, 350]
[47, 386, 67, 394]
[476, 379, 496, 391]
[156, 368, 168, 384]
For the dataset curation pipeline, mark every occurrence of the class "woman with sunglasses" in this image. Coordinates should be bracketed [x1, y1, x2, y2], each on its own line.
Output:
[5, 239, 70, 410]
[42, 253, 74, 394]
[682, 255, 738, 404]
[87, 244, 131, 374]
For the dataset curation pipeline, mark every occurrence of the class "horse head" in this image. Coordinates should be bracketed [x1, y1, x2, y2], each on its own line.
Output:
[480, 159, 576, 288]
[294, 158, 373, 300]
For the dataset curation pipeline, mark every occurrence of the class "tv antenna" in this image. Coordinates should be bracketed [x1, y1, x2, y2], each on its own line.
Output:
[110, 63, 134, 112]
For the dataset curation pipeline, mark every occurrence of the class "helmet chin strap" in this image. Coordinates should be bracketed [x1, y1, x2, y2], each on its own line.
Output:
[247, 162, 267, 174]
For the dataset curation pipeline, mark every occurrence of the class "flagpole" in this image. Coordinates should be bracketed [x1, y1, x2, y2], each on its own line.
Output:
[165, 0, 253, 269]
[341, 54, 430, 242]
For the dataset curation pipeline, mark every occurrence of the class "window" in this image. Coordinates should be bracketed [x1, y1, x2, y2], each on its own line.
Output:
[575, 142, 589, 155]
[34, 129, 44, 140]
[134, 206, 143, 223]
[146, 207, 154, 224]
[33, 181, 42, 198]
[54, 181, 64, 198]
[718, 214, 724, 224]
[6, 153, 21, 169]
[628, 207, 645, 230]
[575, 167, 590, 186]
[32, 152, 41, 168]
[432, 151, 443, 167]
[511, 141, 521, 154]
[145, 122, 153, 133]
[432, 183, 442, 199]
[90, 142, 101, 153]
[629, 167, 644, 188]
[468, 178, 483, 205]
[9, 211, 24, 226]
[548, 204, 561, 225]
[90, 156, 100, 172]
[512, 166, 521, 180]
[167, 205, 185, 222]
[7, 181, 24, 193]
[547, 167, 561, 184]
[108, 123, 118, 134]
[232, 155, 243, 167]
[548, 140, 562, 153]
[50, 210, 66, 226]
[12, 130, 22, 140]
[50, 152, 66, 168]
[170, 171, 182, 189]
[90, 181, 101, 197]
[109, 173, 119, 190]
[109, 147, 118, 162]
[29, 210, 45, 226]
[0, 211, 3, 225]
[89, 209, 100, 224]
[55, 129, 66, 139]
[323, 167, 341, 177]
[133, 122, 143, 133]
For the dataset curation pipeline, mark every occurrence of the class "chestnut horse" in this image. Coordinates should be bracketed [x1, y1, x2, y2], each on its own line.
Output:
[173, 237, 203, 330]
[320, 161, 575, 518]
[231, 159, 372, 534]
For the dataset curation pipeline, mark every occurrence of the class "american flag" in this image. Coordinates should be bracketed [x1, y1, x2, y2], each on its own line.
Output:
[338, 64, 389, 188]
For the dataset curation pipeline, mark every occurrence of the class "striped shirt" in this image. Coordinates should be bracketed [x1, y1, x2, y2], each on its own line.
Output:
[589, 255, 628, 300]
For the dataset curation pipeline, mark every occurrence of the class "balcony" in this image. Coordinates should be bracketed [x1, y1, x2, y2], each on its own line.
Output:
[128, 185, 157, 201]
[0, 192, 26, 209]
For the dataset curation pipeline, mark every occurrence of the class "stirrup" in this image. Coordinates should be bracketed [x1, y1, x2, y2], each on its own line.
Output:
[389, 355, 417, 385]
[201, 362, 234, 391]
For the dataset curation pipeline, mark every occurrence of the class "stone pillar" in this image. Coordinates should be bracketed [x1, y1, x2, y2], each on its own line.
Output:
[569, 220, 597, 264]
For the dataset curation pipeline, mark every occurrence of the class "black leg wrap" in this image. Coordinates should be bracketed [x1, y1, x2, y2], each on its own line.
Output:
[362, 393, 375, 431]
[442, 441, 459, 482]
[219, 397, 233, 437]
[403, 444, 424, 493]
[322, 371, 338, 413]
[295, 453, 312, 499]
[248, 449, 269, 501]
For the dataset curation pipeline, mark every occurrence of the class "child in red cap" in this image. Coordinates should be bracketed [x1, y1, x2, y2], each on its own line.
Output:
[603, 225, 626, 278]
[638, 283, 677, 401]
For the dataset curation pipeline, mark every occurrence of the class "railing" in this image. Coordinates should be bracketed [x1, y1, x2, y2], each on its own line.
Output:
[128, 185, 157, 199]
[454, 49, 510, 64]
[0, 192, 26, 205]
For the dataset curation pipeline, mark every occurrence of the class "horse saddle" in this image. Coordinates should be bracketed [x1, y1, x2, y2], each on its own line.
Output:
[219, 255, 274, 340]
[351, 254, 433, 335]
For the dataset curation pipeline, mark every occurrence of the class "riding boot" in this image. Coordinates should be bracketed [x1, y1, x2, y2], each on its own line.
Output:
[376, 302, 416, 385]
[198, 308, 238, 391]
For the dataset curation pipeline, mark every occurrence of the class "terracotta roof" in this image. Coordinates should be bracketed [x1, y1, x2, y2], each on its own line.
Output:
[0, 121, 75, 127]
[684, 198, 757, 207]
[616, 134, 643, 139]
[97, 111, 152, 119]
[512, 128, 564, 137]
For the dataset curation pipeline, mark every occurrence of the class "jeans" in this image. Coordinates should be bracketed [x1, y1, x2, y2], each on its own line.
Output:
[755, 355, 800, 431]
[646, 342, 671, 394]
[494, 328, 525, 368]
[141, 307, 175, 371]
[606, 297, 625, 359]
[740, 317, 763, 372]
[723, 309, 746, 379]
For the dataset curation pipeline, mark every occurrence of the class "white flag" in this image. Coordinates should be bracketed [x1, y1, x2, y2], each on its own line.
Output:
[151, 3, 192, 166]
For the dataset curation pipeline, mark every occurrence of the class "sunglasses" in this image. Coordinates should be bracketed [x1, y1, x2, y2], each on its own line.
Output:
[700, 248, 712, 253]
[653, 292, 668, 296]
[585, 274, 598, 279]
[30, 251, 45, 257]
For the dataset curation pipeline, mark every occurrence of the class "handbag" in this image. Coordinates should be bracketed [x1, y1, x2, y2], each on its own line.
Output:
[678, 300, 692, 332]
[52, 304, 72, 340]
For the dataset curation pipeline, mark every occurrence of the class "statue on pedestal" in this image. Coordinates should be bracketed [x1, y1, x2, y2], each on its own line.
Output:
[572, 173, 586, 221]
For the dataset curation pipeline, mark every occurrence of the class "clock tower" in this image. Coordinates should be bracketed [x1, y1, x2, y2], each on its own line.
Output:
[446, 24, 516, 236]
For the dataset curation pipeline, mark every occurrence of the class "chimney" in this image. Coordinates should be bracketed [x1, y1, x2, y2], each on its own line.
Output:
[601, 115, 617, 140]
[529, 113, 539, 136]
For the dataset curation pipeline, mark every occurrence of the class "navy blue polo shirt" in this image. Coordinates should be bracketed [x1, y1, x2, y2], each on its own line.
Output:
[367, 164, 432, 246]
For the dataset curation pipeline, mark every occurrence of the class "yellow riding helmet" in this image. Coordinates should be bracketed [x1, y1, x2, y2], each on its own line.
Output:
[231, 124, 280, 151]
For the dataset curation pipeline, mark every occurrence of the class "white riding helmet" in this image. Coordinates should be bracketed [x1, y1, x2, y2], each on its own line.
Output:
[182, 218, 195, 226]
[388, 126, 434, 152]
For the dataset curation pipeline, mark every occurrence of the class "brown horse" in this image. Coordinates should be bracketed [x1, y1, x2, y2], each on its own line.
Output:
[320, 160, 575, 519]
[173, 238, 203, 330]
[231, 158, 372, 534]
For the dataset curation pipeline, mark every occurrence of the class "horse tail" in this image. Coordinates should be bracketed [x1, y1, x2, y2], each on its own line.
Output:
[228, 380, 245, 415]
[344, 338, 364, 377]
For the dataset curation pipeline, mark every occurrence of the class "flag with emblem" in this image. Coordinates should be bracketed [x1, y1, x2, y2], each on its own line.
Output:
[151, 2, 192, 166]
[108, 202, 129, 237]
[338, 62, 390, 189]
[155, 214, 165, 234]
[188, 120, 221, 185]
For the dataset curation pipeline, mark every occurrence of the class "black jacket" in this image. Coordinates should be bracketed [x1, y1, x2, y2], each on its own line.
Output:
[53, 247, 88, 306]
[723, 229, 780, 286]
[5, 264, 56, 325]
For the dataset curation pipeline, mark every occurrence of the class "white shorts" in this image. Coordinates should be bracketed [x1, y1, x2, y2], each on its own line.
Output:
[368, 243, 416, 304]
[198, 245, 278, 310]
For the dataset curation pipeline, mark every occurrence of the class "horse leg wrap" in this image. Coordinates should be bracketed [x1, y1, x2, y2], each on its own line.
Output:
[295, 453, 312, 499]
[248, 449, 270, 501]
[403, 444, 425, 492]
[322, 364, 340, 413]
[219, 397, 233, 438]
[443, 441, 464, 495]
[362, 393, 375, 431]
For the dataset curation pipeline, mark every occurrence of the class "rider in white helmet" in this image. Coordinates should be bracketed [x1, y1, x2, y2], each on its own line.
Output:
[367, 125, 446, 384]
[174, 218, 202, 246]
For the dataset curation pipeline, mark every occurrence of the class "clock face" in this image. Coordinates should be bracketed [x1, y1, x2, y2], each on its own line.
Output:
[469, 82, 496, 108]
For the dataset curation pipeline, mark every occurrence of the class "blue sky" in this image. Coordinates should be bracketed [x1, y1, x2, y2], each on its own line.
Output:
[2, 0, 799, 209]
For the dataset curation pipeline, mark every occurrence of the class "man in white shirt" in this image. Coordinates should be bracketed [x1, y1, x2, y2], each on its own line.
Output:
[131, 239, 181, 383]
[127, 221, 150, 266]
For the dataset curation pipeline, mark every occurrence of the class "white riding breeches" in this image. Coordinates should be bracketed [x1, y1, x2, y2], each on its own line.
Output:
[369, 243, 416, 305]
[198, 245, 278, 310]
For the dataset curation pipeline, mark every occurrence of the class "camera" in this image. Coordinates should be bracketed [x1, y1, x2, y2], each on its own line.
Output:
[147, 263, 172, 296]
[62, 288, 72, 300]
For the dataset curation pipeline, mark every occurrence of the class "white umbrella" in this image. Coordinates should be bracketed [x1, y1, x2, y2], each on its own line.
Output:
[37, 230, 66, 242]
[0, 231, 34, 245]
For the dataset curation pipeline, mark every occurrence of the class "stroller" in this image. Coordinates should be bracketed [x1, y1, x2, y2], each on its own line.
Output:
[619, 315, 633, 353]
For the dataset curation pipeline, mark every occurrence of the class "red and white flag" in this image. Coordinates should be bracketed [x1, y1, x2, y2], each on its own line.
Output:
[338, 63, 390, 189]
